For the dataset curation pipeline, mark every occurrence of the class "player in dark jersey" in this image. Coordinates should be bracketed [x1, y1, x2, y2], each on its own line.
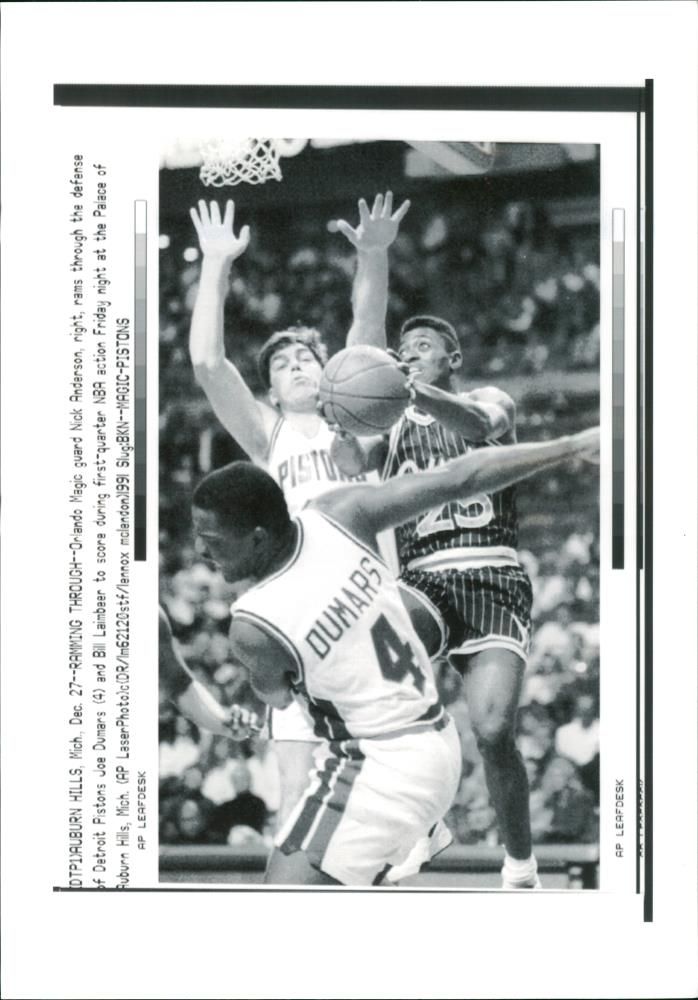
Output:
[384, 316, 531, 665]
[328, 203, 556, 886]
[386, 317, 539, 887]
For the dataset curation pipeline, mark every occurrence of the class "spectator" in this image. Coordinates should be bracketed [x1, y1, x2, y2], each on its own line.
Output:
[201, 737, 242, 805]
[208, 761, 268, 841]
[530, 756, 598, 844]
[555, 690, 600, 797]
[171, 797, 216, 845]
[159, 715, 203, 779]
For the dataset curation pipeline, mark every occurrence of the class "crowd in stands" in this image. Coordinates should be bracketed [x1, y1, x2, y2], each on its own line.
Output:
[159, 185, 600, 405]
[159, 181, 600, 850]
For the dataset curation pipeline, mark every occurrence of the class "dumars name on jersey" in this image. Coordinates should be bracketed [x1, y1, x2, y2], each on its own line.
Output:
[305, 555, 382, 659]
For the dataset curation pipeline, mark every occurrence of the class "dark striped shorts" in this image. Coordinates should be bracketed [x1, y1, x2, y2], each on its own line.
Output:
[400, 564, 533, 662]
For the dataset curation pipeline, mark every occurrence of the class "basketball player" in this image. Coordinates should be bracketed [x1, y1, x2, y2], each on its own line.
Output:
[329, 212, 585, 888]
[191, 426, 599, 885]
[187, 194, 416, 830]
[158, 606, 258, 739]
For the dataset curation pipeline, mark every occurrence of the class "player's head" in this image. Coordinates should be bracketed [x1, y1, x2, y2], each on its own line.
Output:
[192, 461, 292, 583]
[258, 326, 328, 413]
[398, 315, 461, 388]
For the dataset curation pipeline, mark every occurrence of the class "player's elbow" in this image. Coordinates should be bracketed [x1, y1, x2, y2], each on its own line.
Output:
[267, 690, 293, 710]
[462, 395, 514, 442]
[253, 682, 292, 710]
[191, 355, 223, 385]
[470, 406, 511, 442]
[465, 415, 496, 442]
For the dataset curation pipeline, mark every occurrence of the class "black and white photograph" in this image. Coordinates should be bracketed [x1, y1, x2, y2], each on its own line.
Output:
[2, 3, 697, 999]
[157, 137, 601, 889]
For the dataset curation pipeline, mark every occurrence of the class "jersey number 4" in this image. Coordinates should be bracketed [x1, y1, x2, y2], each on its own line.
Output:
[370, 614, 425, 693]
[416, 493, 494, 537]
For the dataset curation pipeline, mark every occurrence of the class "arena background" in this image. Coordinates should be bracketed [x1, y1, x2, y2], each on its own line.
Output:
[158, 139, 600, 888]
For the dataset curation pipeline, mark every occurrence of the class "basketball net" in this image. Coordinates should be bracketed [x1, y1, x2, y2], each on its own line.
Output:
[199, 138, 307, 187]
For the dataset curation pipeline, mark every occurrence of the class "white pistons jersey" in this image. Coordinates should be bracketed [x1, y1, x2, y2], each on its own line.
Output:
[232, 509, 444, 741]
[266, 416, 366, 516]
[262, 415, 395, 741]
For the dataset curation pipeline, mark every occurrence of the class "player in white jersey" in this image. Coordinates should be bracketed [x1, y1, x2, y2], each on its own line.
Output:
[187, 195, 417, 828]
[191, 427, 598, 884]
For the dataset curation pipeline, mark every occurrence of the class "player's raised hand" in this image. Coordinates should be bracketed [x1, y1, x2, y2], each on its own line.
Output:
[328, 191, 410, 252]
[224, 704, 262, 741]
[189, 199, 251, 262]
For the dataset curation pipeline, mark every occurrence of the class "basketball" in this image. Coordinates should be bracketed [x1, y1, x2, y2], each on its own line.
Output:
[318, 345, 410, 436]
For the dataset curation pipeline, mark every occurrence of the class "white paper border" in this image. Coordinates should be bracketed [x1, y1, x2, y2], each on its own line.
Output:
[2, 4, 696, 999]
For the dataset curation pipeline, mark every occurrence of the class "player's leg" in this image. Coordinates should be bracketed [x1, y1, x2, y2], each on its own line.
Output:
[384, 582, 452, 884]
[262, 736, 319, 881]
[273, 740, 318, 828]
[264, 734, 341, 884]
[455, 646, 538, 885]
[270, 726, 461, 887]
[265, 846, 341, 885]
[398, 582, 447, 659]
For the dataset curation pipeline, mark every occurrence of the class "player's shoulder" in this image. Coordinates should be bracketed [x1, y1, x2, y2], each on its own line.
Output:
[264, 408, 287, 450]
[307, 486, 376, 542]
[463, 386, 516, 441]
[229, 613, 289, 664]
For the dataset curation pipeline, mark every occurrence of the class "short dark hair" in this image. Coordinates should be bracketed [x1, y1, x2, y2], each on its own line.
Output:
[257, 326, 328, 388]
[192, 461, 290, 535]
[399, 315, 460, 353]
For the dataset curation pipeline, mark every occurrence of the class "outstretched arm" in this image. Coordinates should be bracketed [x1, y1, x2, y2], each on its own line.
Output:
[189, 200, 276, 462]
[316, 428, 600, 539]
[322, 192, 409, 472]
[331, 191, 410, 348]
[159, 607, 259, 739]
[410, 383, 516, 442]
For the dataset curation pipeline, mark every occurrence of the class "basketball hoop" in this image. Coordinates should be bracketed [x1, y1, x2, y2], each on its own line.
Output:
[406, 140, 497, 177]
[198, 137, 308, 187]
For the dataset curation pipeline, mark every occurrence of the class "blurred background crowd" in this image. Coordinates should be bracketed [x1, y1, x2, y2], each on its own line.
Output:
[159, 141, 600, 851]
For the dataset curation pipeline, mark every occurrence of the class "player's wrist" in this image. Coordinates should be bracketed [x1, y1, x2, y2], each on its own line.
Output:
[200, 254, 235, 277]
[178, 679, 228, 733]
[409, 380, 432, 406]
[357, 244, 389, 257]
[330, 431, 367, 475]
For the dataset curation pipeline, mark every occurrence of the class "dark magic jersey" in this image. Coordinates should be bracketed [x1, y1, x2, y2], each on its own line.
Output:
[382, 406, 519, 569]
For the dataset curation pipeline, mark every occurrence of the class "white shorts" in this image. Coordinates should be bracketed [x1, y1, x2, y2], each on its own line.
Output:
[274, 716, 462, 886]
[268, 698, 318, 743]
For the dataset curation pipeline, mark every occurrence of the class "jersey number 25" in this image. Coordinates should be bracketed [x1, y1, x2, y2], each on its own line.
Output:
[416, 493, 494, 537]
